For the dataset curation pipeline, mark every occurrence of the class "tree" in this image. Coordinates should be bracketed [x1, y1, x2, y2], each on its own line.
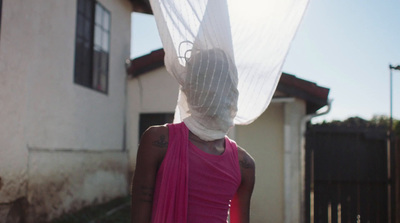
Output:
[370, 115, 400, 137]
[318, 115, 399, 137]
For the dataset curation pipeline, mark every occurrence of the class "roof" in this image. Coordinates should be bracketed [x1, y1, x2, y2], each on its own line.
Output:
[126, 49, 330, 114]
[130, 0, 152, 14]
[277, 73, 330, 114]
[126, 49, 165, 76]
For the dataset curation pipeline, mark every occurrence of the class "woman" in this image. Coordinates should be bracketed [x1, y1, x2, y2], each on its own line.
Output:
[131, 49, 255, 223]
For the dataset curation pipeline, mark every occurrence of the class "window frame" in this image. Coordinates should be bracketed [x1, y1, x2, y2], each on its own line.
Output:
[92, 2, 111, 93]
[73, 0, 111, 94]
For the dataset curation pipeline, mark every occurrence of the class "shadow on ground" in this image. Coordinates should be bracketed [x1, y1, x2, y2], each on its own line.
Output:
[51, 196, 130, 223]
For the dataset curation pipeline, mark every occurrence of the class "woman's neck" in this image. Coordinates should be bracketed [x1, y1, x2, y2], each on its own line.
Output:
[189, 131, 225, 155]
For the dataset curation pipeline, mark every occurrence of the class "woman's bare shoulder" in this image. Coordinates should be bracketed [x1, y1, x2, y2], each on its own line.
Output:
[141, 125, 169, 149]
[237, 146, 255, 171]
[137, 125, 169, 164]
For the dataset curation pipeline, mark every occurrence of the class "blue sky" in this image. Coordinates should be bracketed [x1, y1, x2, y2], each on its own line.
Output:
[131, 0, 400, 122]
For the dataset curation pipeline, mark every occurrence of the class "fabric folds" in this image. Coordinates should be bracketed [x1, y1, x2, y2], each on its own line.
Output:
[149, 0, 309, 140]
[151, 123, 189, 223]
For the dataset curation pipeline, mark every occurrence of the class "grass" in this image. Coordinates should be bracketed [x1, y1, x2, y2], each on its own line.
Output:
[50, 196, 130, 223]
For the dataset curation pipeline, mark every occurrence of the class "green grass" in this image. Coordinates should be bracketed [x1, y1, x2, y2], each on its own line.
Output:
[51, 196, 130, 223]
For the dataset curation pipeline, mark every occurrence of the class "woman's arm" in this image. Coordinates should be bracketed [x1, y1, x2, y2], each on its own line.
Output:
[230, 147, 256, 223]
[131, 126, 168, 223]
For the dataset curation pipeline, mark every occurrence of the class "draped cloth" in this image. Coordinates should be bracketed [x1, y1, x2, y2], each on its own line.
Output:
[149, 0, 309, 140]
[151, 123, 189, 223]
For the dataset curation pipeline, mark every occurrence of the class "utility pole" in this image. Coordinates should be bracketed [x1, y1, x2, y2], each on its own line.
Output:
[389, 64, 399, 223]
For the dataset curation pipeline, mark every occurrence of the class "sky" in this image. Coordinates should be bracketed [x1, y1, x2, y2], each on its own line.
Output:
[130, 0, 400, 123]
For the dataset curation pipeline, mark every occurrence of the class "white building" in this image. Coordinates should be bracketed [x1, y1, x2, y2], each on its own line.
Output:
[0, 0, 133, 222]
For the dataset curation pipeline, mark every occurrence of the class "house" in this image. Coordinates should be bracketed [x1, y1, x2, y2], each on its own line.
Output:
[126, 49, 330, 223]
[0, 0, 134, 222]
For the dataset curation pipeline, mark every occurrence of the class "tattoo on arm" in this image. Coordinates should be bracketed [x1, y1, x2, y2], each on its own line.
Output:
[240, 160, 251, 169]
[239, 155, 254, 169]
[139, 186, 154, 203]
[152, 135, 168, 148]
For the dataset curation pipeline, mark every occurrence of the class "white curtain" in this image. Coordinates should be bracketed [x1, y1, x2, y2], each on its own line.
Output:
[149, 0, 309, 139]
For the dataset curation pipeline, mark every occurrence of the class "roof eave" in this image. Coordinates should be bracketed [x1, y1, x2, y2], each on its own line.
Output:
[130, 0, 153, 14]
[277, 73, 330, 113]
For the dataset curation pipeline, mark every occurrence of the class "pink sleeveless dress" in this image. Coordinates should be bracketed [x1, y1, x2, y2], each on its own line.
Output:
[151, 122, 241, 223]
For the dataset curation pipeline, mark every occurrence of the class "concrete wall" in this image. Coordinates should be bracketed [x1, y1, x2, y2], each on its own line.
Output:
[126, 67, 179, 170]
[0, 0, 132, 221]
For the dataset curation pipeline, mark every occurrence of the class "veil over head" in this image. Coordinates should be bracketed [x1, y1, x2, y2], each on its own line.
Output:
[180, 48, 238, 141]
[149, 0, 309, 140]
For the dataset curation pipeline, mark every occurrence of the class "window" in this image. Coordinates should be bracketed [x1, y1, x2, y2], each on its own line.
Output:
[74, 0, 110, 93]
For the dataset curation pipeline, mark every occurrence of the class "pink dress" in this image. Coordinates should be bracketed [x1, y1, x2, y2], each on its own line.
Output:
[151, 122, 241, 223]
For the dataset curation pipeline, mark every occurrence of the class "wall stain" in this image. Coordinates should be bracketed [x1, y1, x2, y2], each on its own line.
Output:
[6, 197, 28, 223]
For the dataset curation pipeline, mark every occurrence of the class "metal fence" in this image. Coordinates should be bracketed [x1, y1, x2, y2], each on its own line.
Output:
[305, 125, 397, 223]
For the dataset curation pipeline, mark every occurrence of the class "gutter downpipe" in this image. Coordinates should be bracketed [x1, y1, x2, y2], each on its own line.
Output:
[299, 99, 332, 223]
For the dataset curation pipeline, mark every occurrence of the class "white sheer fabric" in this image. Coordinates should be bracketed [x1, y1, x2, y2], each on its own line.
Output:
[149, 0, 309, 140]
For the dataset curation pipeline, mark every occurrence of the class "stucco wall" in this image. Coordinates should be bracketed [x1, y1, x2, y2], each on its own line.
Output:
[127, 67, 179, 170]
[0, 0, 132, 221]
[235, 103, 285, 223]
[235, 99, 307, 223]
[0, 0, 32, 207]
[18, 0, 130, 150]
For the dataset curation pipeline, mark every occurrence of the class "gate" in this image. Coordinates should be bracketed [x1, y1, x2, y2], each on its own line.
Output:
[305, 124, 396, 223]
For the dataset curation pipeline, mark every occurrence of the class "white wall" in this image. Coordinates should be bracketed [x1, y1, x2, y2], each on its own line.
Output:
[0, 0, 132, 221]
[20, 0, 130, 150]
[0, 0, 32, 206]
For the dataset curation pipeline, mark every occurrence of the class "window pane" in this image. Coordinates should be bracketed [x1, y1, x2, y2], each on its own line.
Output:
[103, 12, 110, 30]
[77, 15, 85, 36]
[100, 51, 108, 92]
[74, 0, 94, 88]
[101, 51, 108, 72]
[94, 25, 102, 46]
[100, 72, 107, 91]
[92, 58, 99, 89]
[95, 4, 102, 25]
[81, 43, 92, 86]
[84, 41, 90, 49]
[74, 39, 84, 83]
[84, 20, 91, 40]
[102, 31, 109, 51]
